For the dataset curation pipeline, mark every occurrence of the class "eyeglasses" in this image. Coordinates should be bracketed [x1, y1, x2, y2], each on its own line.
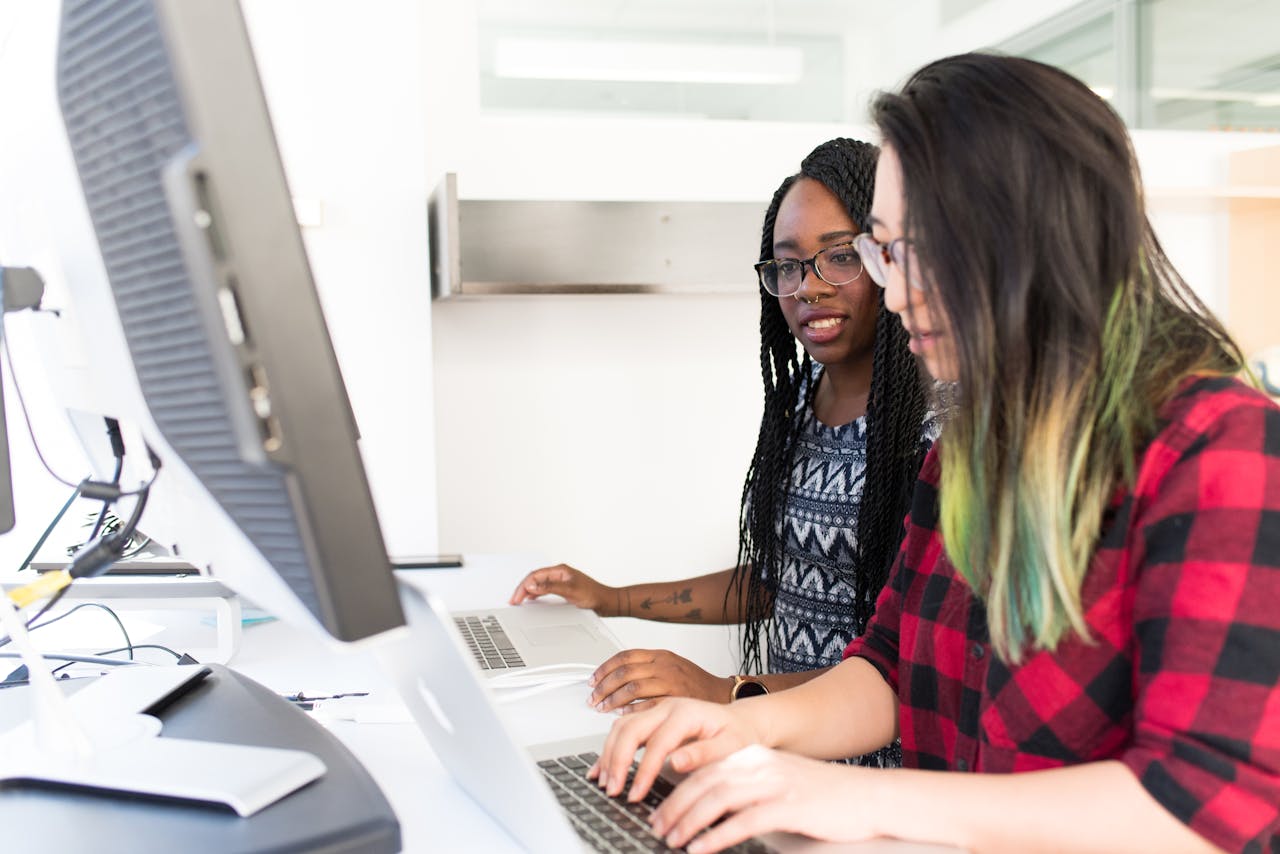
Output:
[753, 242, 863, 298]
[853, 233, 923, 290]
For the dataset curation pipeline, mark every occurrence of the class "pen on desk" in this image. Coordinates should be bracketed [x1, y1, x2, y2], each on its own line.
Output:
[282, 690, 369, 710]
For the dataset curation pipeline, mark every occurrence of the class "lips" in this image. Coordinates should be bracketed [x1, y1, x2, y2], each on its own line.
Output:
[903, 324, 941, 354]
[799, 308, 845, 326]
[798, 309, 847, 344]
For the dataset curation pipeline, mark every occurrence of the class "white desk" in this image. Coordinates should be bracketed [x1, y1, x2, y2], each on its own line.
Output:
[4, 555, 950, 853]
[230, 554, 743, 853]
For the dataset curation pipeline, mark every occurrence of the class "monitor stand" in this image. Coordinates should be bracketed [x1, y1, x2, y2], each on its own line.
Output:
[0, 265, 46, 535]
[0, 596, 322, 817]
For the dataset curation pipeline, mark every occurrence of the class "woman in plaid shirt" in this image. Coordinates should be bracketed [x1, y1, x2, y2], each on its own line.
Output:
[590, 53, 1280, 854]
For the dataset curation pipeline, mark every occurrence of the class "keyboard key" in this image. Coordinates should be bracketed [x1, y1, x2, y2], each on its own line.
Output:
[538, 754, 776, 854]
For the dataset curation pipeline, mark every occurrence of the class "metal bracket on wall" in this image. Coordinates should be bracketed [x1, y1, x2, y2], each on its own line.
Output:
[427, 173, 765, 298]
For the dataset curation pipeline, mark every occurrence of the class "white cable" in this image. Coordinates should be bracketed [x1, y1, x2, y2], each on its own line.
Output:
[492, 678, 587, 705]
[486, 662, 597, 690]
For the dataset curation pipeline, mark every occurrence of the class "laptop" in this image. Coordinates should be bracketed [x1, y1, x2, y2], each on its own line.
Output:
[450, 603, 621, 680]
[382, 582, 959, 854]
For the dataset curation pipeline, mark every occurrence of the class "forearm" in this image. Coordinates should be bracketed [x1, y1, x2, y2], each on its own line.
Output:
[866, 760, 1224, 854]
[617, 568, 743, 623]
[750, 666, 832, 695]
[737, 657, 898, 759]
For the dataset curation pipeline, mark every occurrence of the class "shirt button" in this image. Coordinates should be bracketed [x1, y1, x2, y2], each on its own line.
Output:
[956, 758, 969, 772]
[971, 643, 985, 660]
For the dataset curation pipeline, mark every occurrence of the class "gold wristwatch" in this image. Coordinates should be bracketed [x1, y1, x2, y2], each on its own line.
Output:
[731, 674, 769, 701]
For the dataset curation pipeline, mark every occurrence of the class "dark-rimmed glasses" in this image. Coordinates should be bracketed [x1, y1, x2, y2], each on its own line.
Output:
[753, 243, 863, 298]
[853, 233, 923, 290]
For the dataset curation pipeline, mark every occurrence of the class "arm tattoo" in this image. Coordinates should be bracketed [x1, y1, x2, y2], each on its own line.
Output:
[638, 587, 694, 612]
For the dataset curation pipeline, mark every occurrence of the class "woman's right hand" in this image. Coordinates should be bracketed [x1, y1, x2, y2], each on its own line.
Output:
[508, 563, 624, 616]
[589, 697, 767, 803]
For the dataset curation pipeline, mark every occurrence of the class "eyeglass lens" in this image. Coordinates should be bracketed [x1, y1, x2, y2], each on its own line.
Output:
[758, 244, 862, 297]
[853, 233, 914, 289]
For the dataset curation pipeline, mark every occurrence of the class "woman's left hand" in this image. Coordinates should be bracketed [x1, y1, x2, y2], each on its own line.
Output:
[649, 745, 877, 853]
[587, 648, 732, 713]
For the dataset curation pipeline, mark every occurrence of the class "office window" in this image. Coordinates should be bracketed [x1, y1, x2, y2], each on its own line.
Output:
[1018, 11, 1116, 103]
[1003, 0, 1280, 132]
[1147, 0, 1280, 132]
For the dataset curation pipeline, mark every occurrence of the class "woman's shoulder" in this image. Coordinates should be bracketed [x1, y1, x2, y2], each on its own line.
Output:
[1160, 372, 1274, 421]
[1136, 373, 1278, 495]
[1153, 373, 1276, 450]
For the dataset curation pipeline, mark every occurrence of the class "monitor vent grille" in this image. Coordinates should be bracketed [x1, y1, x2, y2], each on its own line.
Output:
[56, 0, 322, 615]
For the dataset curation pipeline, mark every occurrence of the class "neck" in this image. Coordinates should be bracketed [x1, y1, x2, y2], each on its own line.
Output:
[813, 358, 873, 426]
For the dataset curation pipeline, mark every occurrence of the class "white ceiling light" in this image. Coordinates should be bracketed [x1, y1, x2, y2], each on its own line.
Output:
[1150, 86, 1280, 108]
[493, 37, 805, 85]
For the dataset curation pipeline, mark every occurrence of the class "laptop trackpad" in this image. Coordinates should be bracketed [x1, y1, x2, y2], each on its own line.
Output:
[523, 625, 594, 647]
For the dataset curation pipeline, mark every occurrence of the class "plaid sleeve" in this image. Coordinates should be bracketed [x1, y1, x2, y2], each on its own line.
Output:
[1121, 383, 1280, 853]
[844, 552, 903, 690]
[844, 448, 944, 689]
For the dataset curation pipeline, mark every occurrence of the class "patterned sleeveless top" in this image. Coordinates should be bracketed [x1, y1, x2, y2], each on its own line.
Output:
[765, 381, 939, 767]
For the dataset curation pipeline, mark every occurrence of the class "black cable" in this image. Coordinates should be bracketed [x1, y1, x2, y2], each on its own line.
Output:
[0, 331, 81, 489]
[21, 585, 69, 632]
[91, 643, 182, 660]
[66, 476, 154, 582]
[49, 644, 181, 677]
[87, 458, 124, 543]
[0, 586, 73, 652]
[0, 456, 160, 647]
[0, 602, 134, 660]
[14, 483, 81, 573]
[0, 652, 150, 687]
[87, 418, 126, 543]
[119, 536, 154, 559]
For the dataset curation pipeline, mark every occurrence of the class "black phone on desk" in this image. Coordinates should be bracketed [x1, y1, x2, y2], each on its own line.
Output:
[392, 554, 464, 570]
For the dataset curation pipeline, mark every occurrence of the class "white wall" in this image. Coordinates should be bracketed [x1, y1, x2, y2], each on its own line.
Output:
[421, 6, 1278, 591]
[240, 0, 438, 558]
[0, 1, 1275, 604]
[0, 1, 440, 573]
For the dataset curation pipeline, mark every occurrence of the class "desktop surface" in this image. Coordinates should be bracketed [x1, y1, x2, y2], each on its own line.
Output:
[2, 555, 958, 853]
[0, 664, 399, 854]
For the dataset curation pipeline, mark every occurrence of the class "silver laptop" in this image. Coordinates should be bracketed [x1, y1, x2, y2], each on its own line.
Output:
[382, 583, 959, 854]
[451, 603, 621, 679]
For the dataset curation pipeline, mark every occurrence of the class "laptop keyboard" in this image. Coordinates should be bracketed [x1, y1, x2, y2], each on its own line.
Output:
[454, 614, 526, 670]
[538, 752, 774, 854]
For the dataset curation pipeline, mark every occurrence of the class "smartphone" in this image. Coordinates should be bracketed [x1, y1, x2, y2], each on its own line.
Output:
[391, 554, 464, 570]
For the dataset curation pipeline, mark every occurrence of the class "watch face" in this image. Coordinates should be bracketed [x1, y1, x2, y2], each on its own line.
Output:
[733, 678, 768, 700]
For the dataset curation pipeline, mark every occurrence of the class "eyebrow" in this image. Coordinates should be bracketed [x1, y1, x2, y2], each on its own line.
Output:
[865, 215, 892, 238]
[773, 230, 858, 253]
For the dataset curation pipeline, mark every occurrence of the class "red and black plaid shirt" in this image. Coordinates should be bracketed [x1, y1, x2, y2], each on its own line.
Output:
[846, 375, 1280, 853]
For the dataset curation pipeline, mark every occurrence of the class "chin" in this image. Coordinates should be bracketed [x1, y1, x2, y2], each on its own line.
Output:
[921, 356, 958, 383]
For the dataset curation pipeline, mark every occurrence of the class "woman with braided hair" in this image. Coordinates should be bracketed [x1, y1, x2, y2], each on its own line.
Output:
[510, 139, 935, 766]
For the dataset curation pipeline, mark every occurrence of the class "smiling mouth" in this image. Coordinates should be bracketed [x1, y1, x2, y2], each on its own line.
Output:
[807, 317, 844, 330]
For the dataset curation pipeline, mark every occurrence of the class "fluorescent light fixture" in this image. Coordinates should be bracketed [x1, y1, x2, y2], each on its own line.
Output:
[1090, 85, 1280, 108]
[1151, 86, 1280, 108]
[493, 37, 805, 85]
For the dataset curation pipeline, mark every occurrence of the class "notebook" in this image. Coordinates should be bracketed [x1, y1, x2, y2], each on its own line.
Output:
[451, 603, 620, 681]
[383, 582, 957, 853]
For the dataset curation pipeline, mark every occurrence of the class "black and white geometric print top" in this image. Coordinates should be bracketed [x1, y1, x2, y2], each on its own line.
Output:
[764, 372, 940, 767]
[765, 405, 874, 676]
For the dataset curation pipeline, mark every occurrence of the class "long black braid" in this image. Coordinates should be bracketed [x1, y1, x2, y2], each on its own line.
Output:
[730, 138, 929, 672]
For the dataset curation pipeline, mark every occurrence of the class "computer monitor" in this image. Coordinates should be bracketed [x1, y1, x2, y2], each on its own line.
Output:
[18, 0, 405, 642]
